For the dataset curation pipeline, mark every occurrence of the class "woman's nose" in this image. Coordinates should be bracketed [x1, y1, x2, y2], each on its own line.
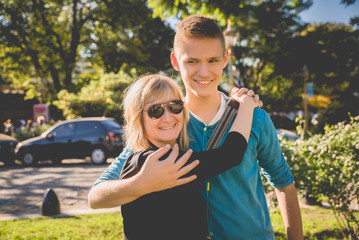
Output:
[160, 108, 174, 121]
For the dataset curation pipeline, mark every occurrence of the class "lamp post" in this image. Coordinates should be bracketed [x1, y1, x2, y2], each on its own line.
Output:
[223, 19, 238, 95]
[303, 65, 309, 134]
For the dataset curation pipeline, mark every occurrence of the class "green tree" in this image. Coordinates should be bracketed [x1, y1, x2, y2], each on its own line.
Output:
[86, 0, 175, 75]
[0, 0, 91, 94]
[0, 0, 174, 103]
[268, 23, 359, 127]
[54, 70, 135, 122]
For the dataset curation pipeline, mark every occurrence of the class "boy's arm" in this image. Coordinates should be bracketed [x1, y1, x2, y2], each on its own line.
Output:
[275, 183, 304, 240]
[256, 111, 303, 239]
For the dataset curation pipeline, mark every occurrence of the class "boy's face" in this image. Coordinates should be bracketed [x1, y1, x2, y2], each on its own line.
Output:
[171, 36, 228, 100]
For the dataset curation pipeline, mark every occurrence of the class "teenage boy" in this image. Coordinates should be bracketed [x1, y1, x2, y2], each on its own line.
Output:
[89, 15, 303, 239]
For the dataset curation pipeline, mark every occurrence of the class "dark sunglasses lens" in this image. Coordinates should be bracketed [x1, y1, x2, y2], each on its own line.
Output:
[169, 101, 183, 114]
[147, 104, 165, 119]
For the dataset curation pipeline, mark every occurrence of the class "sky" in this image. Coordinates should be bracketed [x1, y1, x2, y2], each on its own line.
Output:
[299, 0, 359, 24]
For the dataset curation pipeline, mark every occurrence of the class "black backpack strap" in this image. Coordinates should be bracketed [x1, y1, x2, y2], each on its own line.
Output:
[205, 98, 239, 150]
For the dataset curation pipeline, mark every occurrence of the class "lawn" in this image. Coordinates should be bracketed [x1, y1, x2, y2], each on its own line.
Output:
[0, 206, 346, 239]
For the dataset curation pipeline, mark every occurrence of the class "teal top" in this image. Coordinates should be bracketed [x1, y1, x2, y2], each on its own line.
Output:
[187, 107, 293, 240]
[93, 107, 293, 240]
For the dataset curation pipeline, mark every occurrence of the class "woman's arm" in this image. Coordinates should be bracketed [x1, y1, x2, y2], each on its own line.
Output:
[183, 91, 262, 180]
[230, 89, 262, 141]
[89, 145, 198, 208]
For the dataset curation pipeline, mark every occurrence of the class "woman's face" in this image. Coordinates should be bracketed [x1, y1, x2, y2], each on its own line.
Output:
[142, 92, 183, 148]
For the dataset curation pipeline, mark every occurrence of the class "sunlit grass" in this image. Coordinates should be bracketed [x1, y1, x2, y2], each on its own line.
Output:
[271, 206, 345, 239]
[0, 212, 124, 240]
[0, 206, 351, 239]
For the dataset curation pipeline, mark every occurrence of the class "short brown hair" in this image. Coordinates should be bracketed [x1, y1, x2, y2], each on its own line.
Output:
[174, 15, 225, 53]
[122, 74, 190, 151]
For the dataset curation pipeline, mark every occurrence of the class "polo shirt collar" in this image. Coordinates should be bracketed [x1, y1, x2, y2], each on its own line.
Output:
[187, 92, 227, 127]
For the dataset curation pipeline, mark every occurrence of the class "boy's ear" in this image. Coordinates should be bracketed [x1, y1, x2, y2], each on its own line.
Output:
[171, 52, 180, 71]
[223, 49, 230, 69]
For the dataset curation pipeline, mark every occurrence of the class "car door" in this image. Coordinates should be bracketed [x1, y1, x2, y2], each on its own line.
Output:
[72, 121, 104, 157]
[45, 122, 76, 159]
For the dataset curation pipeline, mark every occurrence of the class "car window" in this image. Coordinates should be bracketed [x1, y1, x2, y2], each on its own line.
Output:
[75, 121, 103, 135]
[101, 120, 122, 131]
[51, 123, 75, 137]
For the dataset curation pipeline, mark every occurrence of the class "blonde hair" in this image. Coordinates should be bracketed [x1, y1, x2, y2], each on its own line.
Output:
[123, 74, 189, 151]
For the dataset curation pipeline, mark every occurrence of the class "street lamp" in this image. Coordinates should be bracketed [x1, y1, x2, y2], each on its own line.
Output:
[302, 65, 309, 135]
[223, 19, 238, 95]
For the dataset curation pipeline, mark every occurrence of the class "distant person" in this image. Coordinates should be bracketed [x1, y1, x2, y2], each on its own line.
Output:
[36, 115, 45, 125]
[89, 74, 261, 239]
[3, 119, 15, 136]
[26, 119, 33, 130]
[14, 119, 25, 133]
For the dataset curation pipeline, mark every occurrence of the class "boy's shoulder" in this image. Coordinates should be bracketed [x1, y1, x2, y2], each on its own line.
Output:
[253, 108, 269, 124]
[251, 108, 274, 137]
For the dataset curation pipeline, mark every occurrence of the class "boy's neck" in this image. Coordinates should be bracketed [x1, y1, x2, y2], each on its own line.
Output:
[185, 91, 222, 125]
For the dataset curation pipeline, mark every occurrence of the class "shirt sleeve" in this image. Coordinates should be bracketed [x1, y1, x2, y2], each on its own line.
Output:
[185, 132, 247, 181]
[257, 111, 294, 189]
[92, 144, 134, 186]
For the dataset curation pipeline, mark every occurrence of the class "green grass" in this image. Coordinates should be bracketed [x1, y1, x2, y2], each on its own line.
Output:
[272, 206, 345, 240]
[0, 207, 348, 239]
[0, 212, 124, 240]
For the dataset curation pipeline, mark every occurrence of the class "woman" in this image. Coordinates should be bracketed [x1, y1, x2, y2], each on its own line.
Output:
[119, 74, 261, 240]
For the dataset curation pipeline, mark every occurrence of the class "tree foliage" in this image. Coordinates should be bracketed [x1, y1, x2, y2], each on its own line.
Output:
[54, 70, 135, 122]
[267, 23, 359, 118]
[0, 0, 174, 103]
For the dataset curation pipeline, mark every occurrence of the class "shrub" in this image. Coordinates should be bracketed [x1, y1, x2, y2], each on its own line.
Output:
[281, 115, 359, 239]
[310, 101, 359, 134]
[15, 124, 52, 142]
[54, 70, 135, 122]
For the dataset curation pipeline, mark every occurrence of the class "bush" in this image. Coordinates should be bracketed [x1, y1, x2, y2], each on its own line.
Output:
[15, 124, 52, 142]
[54, 70, 135, 122]
[281, 115, 359, 239]
[311, 101, 359, 134]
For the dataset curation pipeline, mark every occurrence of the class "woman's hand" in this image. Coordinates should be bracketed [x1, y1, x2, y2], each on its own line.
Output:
[138, 144, 199, 194]
[231, 87, 263, 109]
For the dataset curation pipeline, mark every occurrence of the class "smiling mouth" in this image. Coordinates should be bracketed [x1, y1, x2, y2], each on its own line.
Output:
[195, 80, 213, 85]
[160, 124, 176, 130]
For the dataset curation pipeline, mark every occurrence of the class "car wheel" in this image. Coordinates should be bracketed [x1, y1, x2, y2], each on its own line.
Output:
[91, 147, 107, 165]
[21, 152, 36, 166]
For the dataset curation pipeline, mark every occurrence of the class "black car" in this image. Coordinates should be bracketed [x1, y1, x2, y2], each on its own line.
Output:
[0, 134, 18, 166]
[15, 117, 124, 166]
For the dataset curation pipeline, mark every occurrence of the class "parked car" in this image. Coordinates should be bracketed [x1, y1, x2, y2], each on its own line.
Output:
[15, 117, 124, 166]
[0, 134, 18, 166]
[276, 128, 299, 141]
[269, 112, 297, 131]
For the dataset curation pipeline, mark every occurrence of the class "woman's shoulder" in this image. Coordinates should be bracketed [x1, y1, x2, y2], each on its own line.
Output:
[120, 149, 156, 179]
[128, 149, 156, 165]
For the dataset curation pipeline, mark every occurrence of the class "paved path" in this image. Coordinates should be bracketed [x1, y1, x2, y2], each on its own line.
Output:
[0, 159, 120, 220]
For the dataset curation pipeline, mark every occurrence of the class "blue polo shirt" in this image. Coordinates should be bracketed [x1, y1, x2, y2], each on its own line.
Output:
[187, 106, 293, 240]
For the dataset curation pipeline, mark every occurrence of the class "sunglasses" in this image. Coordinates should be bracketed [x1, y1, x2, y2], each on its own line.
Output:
[144, 100, 184, 119]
